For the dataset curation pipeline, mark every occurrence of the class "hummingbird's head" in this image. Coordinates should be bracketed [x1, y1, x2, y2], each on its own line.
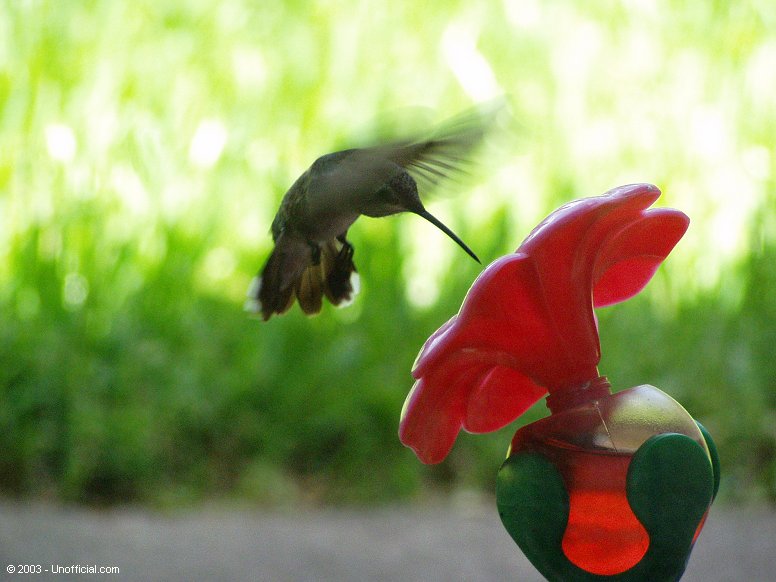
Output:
[367, 171, 480, 263]
[360, 170, 423, 218]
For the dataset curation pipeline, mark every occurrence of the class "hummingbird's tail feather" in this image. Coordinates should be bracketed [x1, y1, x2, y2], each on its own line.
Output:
[246, 237, 359, 321]
[295, 260, 326, 315]
[246, 233, 310, 320]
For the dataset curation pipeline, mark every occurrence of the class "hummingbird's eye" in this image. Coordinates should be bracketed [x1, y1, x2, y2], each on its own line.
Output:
[375, 183, 399, 205]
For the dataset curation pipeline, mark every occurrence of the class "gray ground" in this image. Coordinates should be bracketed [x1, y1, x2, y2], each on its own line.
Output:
[0, 499, 773, 581]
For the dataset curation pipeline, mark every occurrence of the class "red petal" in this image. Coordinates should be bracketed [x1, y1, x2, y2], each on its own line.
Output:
[593, 210, 690, 306]
[464, 366, 547, 433]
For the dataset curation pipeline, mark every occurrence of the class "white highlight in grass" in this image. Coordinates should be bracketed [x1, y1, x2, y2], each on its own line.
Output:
[203, 246, 236, 282]
[45, 123, 77, 162]
[232, 47, 267, 91]
[189, 119, 228, 168]
[442, 23, 501, 102]
[63, 273, 89, 309]
[690, 106, 728, 162]
[741, 146, 771, 181]
[503, 0, 541, 28]
[111, 165, 150, 215]
[402, 210, 451, 309]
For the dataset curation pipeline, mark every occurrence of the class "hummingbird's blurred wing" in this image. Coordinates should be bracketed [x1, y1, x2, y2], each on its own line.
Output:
[364, 103, 499, 188]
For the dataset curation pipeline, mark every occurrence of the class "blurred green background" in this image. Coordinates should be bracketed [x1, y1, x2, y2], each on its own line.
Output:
[1, 0, 774, 508]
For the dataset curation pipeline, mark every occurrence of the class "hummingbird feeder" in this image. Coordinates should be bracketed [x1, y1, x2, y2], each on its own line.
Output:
[399, 184, 719, 581]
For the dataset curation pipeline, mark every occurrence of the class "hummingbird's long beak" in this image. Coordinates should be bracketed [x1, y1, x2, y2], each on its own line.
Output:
[415, 209, 481, 264]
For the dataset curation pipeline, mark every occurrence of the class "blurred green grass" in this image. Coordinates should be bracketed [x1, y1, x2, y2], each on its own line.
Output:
[1, 0, 775, 506]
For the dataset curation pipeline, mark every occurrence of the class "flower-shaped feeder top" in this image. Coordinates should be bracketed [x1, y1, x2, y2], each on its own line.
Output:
[399, 183, 690, 464]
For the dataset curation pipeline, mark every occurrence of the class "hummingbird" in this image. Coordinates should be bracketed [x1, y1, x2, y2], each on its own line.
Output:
[245, 108, 492, 321]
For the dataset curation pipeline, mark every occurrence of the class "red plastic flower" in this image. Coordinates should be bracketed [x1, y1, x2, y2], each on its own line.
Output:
[399, 184, 690, 464]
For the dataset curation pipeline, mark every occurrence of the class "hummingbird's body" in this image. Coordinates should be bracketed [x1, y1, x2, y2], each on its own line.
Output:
[246, 112, 488, 321]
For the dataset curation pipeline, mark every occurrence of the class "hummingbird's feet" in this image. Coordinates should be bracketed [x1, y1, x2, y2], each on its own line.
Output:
[325, 239, 359, 307]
